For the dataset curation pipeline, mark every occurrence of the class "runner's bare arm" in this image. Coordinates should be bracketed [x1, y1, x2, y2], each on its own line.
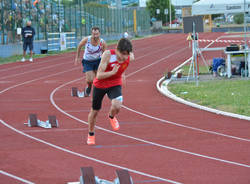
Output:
[74, 37, 88, 65]
[96, 50, 119, 80]
[102, 40, 107, 53]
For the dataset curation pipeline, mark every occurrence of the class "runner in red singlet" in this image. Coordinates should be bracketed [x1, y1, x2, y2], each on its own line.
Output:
[86, 38, 134, 145]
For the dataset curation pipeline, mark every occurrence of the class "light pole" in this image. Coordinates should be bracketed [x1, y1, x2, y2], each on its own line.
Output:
[243, 0, 248, 77]
[169, 0, 172, 28]
[59, 0, 62, 33]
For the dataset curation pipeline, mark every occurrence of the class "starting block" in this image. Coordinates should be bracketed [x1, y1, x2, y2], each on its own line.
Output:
[25, 114, 59, 128]
[71, 87, 78, 97]
[114, 169, 133, 184]
[77, 167, 133, 184]
[48, 115, 59, 127]
[71, 87, 85, 98]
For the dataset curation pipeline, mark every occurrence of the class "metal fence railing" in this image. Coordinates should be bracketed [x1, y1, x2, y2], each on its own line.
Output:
[0, 0, 151, 45]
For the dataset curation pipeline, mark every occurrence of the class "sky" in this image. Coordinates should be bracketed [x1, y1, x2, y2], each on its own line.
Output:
[171, 0, 194, 6]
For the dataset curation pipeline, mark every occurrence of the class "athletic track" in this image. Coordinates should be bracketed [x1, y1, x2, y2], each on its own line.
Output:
[0, 33, 249, 184]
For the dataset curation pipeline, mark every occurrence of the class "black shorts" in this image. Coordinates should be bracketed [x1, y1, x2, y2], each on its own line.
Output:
[23, 41, 33, 51]
[82, 58, 101, 73]
[92, 85, 122, 110]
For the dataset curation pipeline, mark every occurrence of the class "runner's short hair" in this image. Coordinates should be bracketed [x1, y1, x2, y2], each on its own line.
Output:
[117, 38, 133, 54]
[91, 26, 100, 32]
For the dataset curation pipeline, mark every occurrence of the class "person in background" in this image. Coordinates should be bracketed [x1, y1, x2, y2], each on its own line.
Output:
[74, 26, 107, 97]
[21, 20, 35, 62]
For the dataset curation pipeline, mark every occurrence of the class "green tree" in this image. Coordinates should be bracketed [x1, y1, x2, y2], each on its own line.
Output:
[146, 0, 175, 24]
[234, 13, 244, 24]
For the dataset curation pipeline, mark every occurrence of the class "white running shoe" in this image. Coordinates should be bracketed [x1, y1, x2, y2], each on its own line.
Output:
[77, 91, 85, 98]
[29, 58, 33, 62]
[21, 58, 25, 62]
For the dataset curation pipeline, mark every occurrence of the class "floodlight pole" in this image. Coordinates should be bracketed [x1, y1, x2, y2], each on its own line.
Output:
[193, 22, 199, 86]
[59, 0, 62, 33]
[169, 0, 172, 28]
[243, 0, 248, 77]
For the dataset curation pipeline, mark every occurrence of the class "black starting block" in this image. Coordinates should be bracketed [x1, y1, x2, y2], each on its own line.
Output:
[25, 114, 59, 128]
[48, 115, 59, 127]
[78, 167, 133, 184]
[115, 169, 133, 184]
[28, 113, 38, 127]
[80, 167, 96, 184]
[72, 87, 78, 97]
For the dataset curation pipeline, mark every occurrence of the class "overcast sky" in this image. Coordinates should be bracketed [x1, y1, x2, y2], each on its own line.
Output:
[171, 0, 194, 6]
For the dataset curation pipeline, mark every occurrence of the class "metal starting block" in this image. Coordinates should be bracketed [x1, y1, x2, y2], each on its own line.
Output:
[25, 114, 59, 128]
[71, 87, 85, 98]
[77, 167, 133, 184]
[71, 87, 78, 97]
[48, 115, 59, 127]
[114, 169, 133, 184]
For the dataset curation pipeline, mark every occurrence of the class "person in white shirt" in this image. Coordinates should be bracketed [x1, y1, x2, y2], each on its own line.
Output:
[74, 27, 107, 97]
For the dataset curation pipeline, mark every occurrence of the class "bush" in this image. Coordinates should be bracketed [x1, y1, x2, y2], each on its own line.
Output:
[234, 13, 244, 24]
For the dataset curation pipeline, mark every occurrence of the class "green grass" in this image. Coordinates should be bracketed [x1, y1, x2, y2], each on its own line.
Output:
[168, 79, 250, 116]
[181, 65, 211, 75]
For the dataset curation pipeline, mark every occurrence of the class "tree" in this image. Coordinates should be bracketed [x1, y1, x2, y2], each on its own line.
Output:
[234, 13, 244, 24]
[146, 0, 175, 24]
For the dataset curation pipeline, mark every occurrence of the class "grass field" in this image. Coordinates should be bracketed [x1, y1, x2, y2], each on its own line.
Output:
[168, 79, 250, 116]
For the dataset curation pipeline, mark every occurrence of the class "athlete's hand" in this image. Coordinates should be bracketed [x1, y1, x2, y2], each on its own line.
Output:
[111, 64, 120, 74]
[122, 74, 126, 87]
[74, 57, 80, 65]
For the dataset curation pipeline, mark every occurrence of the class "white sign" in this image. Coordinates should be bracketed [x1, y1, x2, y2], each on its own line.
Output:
[164, 9, 168, 14]
[156, 9, 160, 14]
[139, 0, 147, 7]
[60, 33, 67, 51]
[17, 28, 22, 35]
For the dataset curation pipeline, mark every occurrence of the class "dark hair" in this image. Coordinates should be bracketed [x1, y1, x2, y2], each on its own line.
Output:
[117, 38, 133, 54]
[91, 26, 100, 32]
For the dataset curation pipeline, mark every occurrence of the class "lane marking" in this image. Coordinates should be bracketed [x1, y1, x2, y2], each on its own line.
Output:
[122, 105, 250, 142]
[0, 54, 72, 73]
[49, 48, 250, 168]
[0, 119, 182, 184]
[50, 81, 250, 169]
[22, 128, 88, 133]
[1, 35, 249, 184]
[0, 170, 35, 184]
[0, 59, 74, 80]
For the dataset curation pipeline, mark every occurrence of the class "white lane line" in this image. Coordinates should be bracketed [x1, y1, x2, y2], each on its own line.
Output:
[0, 67, 78, 95]
[122, 105, 250, 142]
[0, 54, 72, 73]
[0, 119, 182, 184]
[50, 79, 250, 169]
[0, 57, 73, 80]
[0, 170, 35, 184]
[22, 128, 88, 133]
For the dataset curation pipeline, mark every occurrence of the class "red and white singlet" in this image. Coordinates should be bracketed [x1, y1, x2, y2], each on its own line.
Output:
[93, 49, 130, 88]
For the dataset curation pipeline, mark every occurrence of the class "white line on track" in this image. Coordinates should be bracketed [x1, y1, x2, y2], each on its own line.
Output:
[0, 57, 73, 80]
[1, 35, 249, 184]
[0, 54, 72, 73]
[22, 128, 88, 133]
[0, 119, 182, 184]
[0, 170, 35, 184]
[0, 67, 78, 94]
[50, 77, 250, 169]
[122, 105, 250, 142]
[0, 37, 183, 80]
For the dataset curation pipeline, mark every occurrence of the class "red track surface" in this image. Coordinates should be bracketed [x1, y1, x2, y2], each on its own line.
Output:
[0, 33, 249, 184]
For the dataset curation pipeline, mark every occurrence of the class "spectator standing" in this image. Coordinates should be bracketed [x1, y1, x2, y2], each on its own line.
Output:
[21, 20, 35, 62]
